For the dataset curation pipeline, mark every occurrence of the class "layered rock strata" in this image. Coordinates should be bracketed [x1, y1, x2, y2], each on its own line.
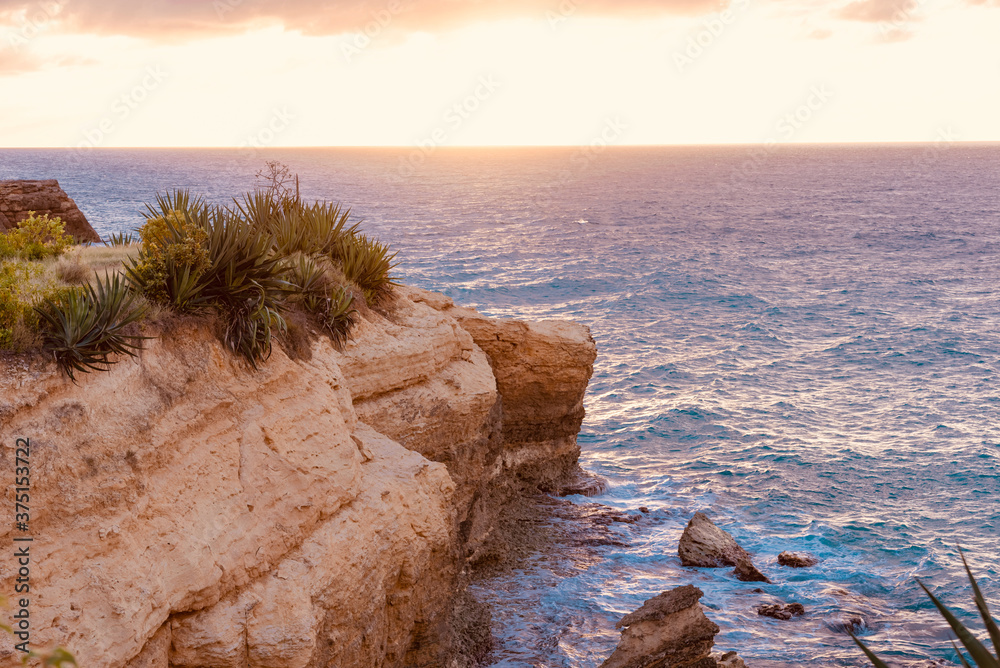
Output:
[0, 179, 101, 242]
[600, 585, 721, 668]
[0, 286, 596, 667]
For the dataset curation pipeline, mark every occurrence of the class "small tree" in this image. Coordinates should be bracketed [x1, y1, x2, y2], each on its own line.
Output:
[254, 160, 299, 203]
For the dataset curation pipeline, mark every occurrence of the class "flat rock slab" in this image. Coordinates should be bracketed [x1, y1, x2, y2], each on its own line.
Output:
[0, 179, 100, 242]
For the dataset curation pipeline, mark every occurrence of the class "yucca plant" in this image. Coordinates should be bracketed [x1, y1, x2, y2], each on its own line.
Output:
[104, 231, 137, 247]
[284, 254, 357, 348]
[195, 207, 290, 366]
[35, 272, 149, 380]
[852, 550, 999, 668]
[230, 189, 284, 235]
[233, 192, 358, 258]
[321, 285, 357, 349]
[333, 233, 398, 306]
[292, 200, 357, 256]
[143, 189, 205, 221]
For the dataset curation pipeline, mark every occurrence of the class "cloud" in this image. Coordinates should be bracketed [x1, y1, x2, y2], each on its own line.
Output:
[0, 0, 730, 40]
[876, 26, 914, 41]
[835, 0, 916, 22]
[0, 50, 95, 75]
[807, 27, 833, 38]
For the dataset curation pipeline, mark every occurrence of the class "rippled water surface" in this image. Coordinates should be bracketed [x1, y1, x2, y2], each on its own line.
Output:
[3, 145, 999, 666]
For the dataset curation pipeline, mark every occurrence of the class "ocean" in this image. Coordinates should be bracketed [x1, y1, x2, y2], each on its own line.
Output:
[2, 145, 999, 667]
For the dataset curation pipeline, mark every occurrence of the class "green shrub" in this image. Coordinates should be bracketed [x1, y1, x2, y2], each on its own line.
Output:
[0, 261, 42, 350]
[0, 260, 72, 351]
[333, 233, 398, 307]
[35, 272, 148, 380]
[852, 550, 998, 667]
[0, 212, 74, 260]
[128, 197, 290, 367]
[128, 200, 210, 306]
[122, 181, 394, 366]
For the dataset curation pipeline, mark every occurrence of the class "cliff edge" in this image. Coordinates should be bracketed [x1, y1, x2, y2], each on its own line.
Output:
[0, 285, 596, 667]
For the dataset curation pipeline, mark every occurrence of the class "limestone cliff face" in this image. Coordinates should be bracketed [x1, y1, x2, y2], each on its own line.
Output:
[0, 286, 596, 667]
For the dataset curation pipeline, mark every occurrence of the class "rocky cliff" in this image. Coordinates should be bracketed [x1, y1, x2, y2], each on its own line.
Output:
[0, 285, 596, 667]
[0, 180, 101, 243]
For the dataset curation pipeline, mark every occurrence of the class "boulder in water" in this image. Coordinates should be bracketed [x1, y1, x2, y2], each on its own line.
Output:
[777, 551, 819, 568]
[678, 512, 770, 583]
[600, 585, 720, 668]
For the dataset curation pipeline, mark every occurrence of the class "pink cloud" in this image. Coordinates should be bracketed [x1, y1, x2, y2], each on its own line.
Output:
[835, 0, 917, 22]
[0, 0, 731, 39]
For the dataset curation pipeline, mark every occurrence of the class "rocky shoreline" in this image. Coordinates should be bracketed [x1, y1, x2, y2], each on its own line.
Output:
[0, 270, 928, 667]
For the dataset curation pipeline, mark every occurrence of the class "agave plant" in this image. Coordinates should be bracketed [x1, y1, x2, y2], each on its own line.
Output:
[104, 231, 137, 247]
[852, 550, 999, 668]
[196, 208, 290, 366]
[284, 254, 357, 348]
[35, 272, 149, 380]
[143, 189, 206, 222]
[333, 233, 398, 306]
[233, 191, 359, 258]
[321, 285, 357, 349]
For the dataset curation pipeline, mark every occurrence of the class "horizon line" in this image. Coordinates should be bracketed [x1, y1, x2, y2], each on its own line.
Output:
[2, 140, 1000, 150]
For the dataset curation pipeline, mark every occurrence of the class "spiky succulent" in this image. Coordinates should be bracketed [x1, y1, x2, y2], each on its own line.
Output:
[852, 549, 999, 668]
[35, 271, 148, 380]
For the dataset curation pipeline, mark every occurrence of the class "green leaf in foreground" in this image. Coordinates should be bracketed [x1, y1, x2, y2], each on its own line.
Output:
[851, 550, 999, 668]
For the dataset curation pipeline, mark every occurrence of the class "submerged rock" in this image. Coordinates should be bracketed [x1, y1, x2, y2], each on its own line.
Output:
[756, 603, 805, 620]
[827, 615, 869, 635]
[678, 512, 770, 583]
[601, 585, 720, 668]
[777, 551, 819, 568]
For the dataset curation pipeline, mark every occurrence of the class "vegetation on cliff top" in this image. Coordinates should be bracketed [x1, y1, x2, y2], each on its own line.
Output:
[0, 164, 398, 377]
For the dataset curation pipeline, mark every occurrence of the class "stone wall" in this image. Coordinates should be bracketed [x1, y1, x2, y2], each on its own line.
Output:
[0, 179, 101, 242]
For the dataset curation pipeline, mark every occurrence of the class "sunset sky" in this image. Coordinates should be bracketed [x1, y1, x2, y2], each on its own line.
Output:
[1, 0, 998, 147]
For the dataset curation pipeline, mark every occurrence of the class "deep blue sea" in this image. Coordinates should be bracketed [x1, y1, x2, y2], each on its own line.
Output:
[2, 146, 999, 667]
